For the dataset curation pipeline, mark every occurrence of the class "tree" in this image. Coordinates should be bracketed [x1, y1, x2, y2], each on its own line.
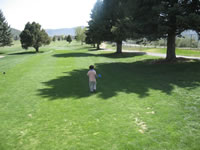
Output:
[60, 35, 64, 40]
[66, 35, 72, 43]
[20, 22, 51, 52]
[14, 35, 19, 41]
[87, 0, 130, 52]
[124, 0, 200, 61]
[75, 26, 86, 45]
[52, 36, 56, 42]
[0, 10, 12, 47]
[102, 0, 131, 53]
[87, 0, 105, 50]
[85, 28, 96, 48]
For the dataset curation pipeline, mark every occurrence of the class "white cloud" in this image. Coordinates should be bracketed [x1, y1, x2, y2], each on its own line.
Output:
[1, 0, 96, 30]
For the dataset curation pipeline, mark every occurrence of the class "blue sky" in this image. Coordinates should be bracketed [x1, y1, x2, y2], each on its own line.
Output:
[1, 0, 97, 30]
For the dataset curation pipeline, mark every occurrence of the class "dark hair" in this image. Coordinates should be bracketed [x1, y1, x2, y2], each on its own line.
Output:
[89, 65, 94, 70]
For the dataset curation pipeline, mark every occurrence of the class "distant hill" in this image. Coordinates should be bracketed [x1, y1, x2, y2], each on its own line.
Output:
[11, 28, 21, 37]
[45, 27, 76, 37]
[181, 30, 198, 40]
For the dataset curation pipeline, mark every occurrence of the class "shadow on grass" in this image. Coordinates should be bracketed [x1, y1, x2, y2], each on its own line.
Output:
[38, 59, 200, 100]
[88, 48, 108, 51]
[8, 51, 45, 55]
[53, 51, 146, 59]
[88, 48, 99, 51]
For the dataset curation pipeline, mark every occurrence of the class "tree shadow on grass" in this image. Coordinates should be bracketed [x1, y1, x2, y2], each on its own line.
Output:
[88, 48, 100, 51]
[53, 51, 146, 59]
[88, 48, 108, 51]
[8, 51, 44, 55]
[37, 59, 200, 100]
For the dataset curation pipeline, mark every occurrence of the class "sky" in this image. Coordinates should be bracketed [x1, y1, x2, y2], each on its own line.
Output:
[0, 0, 97, 30]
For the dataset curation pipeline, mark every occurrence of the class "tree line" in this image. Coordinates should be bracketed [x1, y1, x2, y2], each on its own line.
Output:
[52, 35, 72, 43]
[86, 0, 200, 61]
[0, 10, 75, 52]
[0, 10, 51, 52]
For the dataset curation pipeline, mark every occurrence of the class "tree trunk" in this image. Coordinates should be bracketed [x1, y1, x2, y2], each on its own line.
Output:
[93, 44, 95, 48]
[166, 31, 176, 61]
[97, 42, 100, 50]
[116, 41, 122, 53]
[35, 47, 39, 53]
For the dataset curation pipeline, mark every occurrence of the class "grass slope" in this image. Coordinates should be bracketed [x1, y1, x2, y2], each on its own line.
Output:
[0, 41, 200, 150]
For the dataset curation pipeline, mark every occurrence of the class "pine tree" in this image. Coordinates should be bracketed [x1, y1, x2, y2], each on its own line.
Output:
[87, 0, 105, 50]
[124, 0, 200, 61]
[102, 0, 128, 53]
[66, 35, 72, 43]
[0, 10, 12, 47]
[52, 36, 56, 42]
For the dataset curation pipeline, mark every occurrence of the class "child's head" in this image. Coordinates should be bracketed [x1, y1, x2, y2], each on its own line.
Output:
[89, 65, 94, 70]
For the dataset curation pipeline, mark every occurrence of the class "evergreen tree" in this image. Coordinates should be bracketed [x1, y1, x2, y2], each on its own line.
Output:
[14, 35, 19, 41]
[102, 0, 130, 53]
[20, 22, 51, 52]
[52, 36, 56, 42]
[87, 0, 105, 50]
[87, 0, 130, 52]
[66, 35, 72, 43]
[124, 0, 200, 61]
[0, 10, 12, 47]
[85, 28, 96, 48]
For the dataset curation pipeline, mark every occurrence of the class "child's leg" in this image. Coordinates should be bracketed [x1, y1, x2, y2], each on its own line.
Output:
[89, 81, 93, 92]
[93, 82, 96, 91]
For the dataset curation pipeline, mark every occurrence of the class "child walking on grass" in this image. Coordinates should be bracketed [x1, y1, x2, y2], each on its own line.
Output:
[87, 65, 97, 93]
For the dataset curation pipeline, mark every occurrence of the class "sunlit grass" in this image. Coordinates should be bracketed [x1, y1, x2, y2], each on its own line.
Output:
[0, 41, 200, 150]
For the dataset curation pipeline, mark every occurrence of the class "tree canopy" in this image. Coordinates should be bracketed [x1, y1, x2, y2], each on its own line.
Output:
[20, 22, 51, 52]
[66, 35, 72, 43]
[123, 0, 200, 60]
[86, 0, 105, 50]
[0, 10, 12, 47]
[87, 0, 200, 61]
[75, 26, 86, 45]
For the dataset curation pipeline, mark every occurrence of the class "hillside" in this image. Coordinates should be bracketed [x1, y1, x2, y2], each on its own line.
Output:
[11, 28, 21, 37]
[45, 28, 76, 37]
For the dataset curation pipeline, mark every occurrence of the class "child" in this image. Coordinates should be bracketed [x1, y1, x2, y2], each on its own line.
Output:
[87, 65, 97, 92]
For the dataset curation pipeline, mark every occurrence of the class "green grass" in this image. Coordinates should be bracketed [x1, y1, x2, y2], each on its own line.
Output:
[0, 41, 200, 150]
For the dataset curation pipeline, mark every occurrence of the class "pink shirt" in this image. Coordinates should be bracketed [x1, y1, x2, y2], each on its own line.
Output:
[87, 70, 97, 82]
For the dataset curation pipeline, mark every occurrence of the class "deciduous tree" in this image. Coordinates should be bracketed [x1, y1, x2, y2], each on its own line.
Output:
[75, 26, 86, 45]
[20, 22, 51, 52]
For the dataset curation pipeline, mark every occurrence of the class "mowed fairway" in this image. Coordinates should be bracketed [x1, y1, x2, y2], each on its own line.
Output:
[0, 41, 200, 150]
